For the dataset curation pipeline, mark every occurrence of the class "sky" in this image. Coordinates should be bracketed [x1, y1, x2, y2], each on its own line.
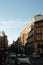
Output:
[0, 0, 43, 45]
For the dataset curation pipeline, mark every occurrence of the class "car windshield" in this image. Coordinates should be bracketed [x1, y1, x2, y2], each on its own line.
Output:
[18, 54, 27, 58]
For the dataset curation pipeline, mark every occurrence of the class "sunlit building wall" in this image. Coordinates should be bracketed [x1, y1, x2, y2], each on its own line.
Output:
[19, 24, 29, 46]
[17, 14, 43, 54]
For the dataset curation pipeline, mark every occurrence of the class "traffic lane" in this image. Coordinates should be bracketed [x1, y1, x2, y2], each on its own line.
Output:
[18, 63, 30, 65]
[30, 63, 43, 65]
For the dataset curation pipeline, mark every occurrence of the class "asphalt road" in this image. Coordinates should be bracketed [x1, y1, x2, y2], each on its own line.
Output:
[18, 63, 30, 65]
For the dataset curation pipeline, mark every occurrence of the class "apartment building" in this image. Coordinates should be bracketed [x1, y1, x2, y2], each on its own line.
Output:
[27, 14, 43, 55]
[34, 15, 43, 54]
[19, 24, 29, 46]
[0, 31, 8, 51]
[17, 14, 43, 55]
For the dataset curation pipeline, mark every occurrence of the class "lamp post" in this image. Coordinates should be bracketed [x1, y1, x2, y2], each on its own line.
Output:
[23, 34, 25, 53]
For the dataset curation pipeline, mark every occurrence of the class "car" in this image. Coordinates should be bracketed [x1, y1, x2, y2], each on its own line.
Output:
[6, 57, 16, 65]
[29, 55, 43, 65]
[6, 52, 16, 65]
[30, 53, 40, 58]
[9, 52, 16, 57]
[17, 54, 30, 65]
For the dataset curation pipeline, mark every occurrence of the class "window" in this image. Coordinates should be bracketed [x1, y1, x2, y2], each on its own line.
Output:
[37, 37, 41, 41]
[36, 23, 39, 27]
[35, 22, 41, 27]
[36, 28, 41, 34]
[37, 30, 41, 34]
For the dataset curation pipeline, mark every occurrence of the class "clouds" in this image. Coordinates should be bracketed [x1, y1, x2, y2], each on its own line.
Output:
[0, 20, 14, 29]
[0, 19, 29, 30]
[0, 18, 29, 44]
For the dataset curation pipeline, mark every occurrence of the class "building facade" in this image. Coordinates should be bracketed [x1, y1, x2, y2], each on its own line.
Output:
[0, 31, 8, 51]
[19, 24, 29, 46]
[17, 14, 43, 55]
[34, 15, 43, 54]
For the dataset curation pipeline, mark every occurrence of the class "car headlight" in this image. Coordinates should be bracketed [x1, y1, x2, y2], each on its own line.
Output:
[18, 62, 20, 65]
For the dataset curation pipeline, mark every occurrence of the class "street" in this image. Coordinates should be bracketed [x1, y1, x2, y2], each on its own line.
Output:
[3, 54, 43, 65]
[0, 56, 43, 65]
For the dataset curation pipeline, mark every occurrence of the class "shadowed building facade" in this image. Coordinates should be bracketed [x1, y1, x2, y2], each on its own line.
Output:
[0, 31, 8, 52]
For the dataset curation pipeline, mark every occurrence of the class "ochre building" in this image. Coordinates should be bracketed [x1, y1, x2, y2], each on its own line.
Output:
[17, 14, 43, 55]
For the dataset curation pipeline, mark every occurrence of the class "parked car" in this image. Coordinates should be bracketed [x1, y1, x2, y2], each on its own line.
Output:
[29, 53, 41, 65]
[17, 54, 30, 65]
[9, 52, 16, 57]
[30, 53, 40, 58]
[6, 52, 16, 65]
[7, 57, 16, 65]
